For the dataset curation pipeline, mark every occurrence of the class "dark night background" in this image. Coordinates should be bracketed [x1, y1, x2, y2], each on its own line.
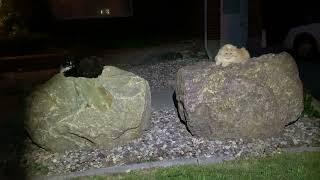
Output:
[31, 0, 318, 44]
[1, 0, 319, 51]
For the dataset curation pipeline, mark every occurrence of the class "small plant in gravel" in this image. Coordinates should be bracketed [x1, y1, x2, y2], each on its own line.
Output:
[303, 89, 320, 118]
[26, 162, 50, 177]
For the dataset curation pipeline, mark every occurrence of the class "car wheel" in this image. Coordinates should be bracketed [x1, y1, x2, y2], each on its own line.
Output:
[293, 34, 317, 60]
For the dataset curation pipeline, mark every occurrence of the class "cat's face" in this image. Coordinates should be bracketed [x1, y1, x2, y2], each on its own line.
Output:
[60, 56, 77, 75]
[218, 44, 239, 61]
[61, 56, 76, 68]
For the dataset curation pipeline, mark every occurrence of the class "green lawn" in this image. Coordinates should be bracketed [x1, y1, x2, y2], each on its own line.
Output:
[75, 152, 320, 180]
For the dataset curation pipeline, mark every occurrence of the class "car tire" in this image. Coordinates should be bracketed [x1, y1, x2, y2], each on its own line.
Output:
[293, 33, 317, 60]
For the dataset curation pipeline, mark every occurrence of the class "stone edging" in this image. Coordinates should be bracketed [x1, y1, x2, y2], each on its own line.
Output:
[31, 146, 320, 180]
[32, 156, 234, 180]
[282, 146, 320, 153]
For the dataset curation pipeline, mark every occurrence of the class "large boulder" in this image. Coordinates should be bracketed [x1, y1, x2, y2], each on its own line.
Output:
[25, 66, 151, 152]
[175, 52, 303, 139]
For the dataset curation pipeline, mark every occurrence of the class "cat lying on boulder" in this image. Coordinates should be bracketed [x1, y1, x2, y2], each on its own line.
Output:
[215, 44, 250, 67]
[60, 55, 104, 78]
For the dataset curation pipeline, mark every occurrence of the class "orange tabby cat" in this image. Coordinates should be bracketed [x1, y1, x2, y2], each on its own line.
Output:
[215, 44, 250, 67]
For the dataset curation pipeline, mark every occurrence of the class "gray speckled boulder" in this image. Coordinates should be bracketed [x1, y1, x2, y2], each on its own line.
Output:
[25, 66, 151, 152]
[175, 52, 303, 139]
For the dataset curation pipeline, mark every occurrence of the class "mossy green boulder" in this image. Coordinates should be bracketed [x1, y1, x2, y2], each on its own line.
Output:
[25, 66, 151, 152]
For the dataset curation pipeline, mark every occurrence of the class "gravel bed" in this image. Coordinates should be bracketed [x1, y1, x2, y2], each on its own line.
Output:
[23, 108, 320, 177]
[115, 51, 208, 90]
[21, 50, 320, 177]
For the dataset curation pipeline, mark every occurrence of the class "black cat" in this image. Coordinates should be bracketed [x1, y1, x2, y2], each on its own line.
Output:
[61, 55, 104, 78]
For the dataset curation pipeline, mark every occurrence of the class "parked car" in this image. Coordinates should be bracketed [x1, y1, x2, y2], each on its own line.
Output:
[284, 23, 320, 60]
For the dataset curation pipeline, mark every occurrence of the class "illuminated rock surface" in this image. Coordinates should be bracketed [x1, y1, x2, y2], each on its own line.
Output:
[25, 66, 151, 152]
[175, 52, 304, 139]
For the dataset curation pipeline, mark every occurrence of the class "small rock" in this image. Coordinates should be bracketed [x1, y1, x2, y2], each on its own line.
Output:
[292, 139, 299, 145]
[97, 152, 106, 159]
[280, 141, 288, 145]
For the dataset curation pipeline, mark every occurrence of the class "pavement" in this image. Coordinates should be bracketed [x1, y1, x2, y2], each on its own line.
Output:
[151, 88, 176, 110]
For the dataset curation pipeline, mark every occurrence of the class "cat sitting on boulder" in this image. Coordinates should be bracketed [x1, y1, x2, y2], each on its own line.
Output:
[215, 44, 250, 67]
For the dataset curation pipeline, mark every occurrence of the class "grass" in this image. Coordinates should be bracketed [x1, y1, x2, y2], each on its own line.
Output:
[73, 152, 320, 180]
